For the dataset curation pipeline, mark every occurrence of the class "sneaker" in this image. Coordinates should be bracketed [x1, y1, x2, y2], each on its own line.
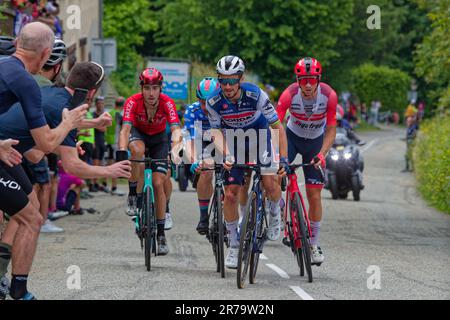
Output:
[310, 245, 324, 265]
[111, 188, 125, 196]
[267, 212, 281, 241]
[126, 195, 138, 216]
[48, 210, 69, 221]
[0, 276, 9, 300]
[69, 208, 85, 215]
[225, 247, 239, 269]
[40, 220, 64, 233]
[196, 215, 209, 235]
[157, 235, 169, 256]
[14, 292, 36, 300]
[102, 186, 110, 193]
[164, 212, 173, 230]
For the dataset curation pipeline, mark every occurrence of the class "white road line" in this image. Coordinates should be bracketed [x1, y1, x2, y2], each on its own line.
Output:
[361, 139, 378, 154]
[289, 286, 314, 300]
[266, 264, 290, 279]
[260, 254, 268, 260]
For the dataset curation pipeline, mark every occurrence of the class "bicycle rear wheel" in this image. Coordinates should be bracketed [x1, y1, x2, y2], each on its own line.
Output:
[237, 192, 256, 289]
[293, 193, 313, 282]
[144, 189, 154, 271]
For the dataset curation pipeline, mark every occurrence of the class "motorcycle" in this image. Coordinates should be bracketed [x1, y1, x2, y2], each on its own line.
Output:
[325, 128, 364, 201]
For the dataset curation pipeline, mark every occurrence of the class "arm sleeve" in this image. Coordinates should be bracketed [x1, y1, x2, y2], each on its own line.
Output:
[122, 97, 136, 125]
[326, 90, 338, 126]
[164, 99, 180, 126]
[276, 87, 292, 123]
[9, 75, 47, 129]
[257, 89, 279, 126]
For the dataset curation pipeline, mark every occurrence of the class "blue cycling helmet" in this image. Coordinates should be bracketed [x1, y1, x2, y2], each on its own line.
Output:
[196, 77, 219, 100]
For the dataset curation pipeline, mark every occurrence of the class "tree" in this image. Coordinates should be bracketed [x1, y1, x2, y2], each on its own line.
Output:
[327, 0, 429, 92]
[151, 0, 354, 88]
[351, 63, 410, 114]
[103, 0, 156, 97]
[414, 0, 450, 112]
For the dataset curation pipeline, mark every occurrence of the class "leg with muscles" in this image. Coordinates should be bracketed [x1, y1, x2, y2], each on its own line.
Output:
[127, 140, 145, 216]
[3, 202, 42, 300]
[262, 175, 282, 241]
[164, 171, 173, 230]
[223, 181, 241, 269]
[196, 170, 213, 234]
[305, 187, 324, 265]
[153, 172, 169, 255]
[239, 172, 251, 221]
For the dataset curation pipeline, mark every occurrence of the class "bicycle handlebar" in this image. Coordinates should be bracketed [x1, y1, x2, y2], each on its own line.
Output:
[129, 158, 171, 163]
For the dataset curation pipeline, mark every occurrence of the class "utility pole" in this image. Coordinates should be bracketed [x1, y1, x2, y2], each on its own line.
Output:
[99, 0, 105, 95]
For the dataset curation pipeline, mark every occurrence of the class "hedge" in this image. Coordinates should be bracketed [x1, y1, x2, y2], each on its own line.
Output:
[351, 63, 411, 115]
[413, 112, 450, 213]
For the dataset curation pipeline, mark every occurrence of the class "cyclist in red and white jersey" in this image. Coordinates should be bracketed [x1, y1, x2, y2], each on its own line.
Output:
[277, 57, 337, 265]
[118, 68, 181, 255]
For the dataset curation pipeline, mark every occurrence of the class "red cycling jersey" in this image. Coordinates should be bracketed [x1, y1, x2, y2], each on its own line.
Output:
[123, 92, 180, 136]
[277, 82, 337, 140]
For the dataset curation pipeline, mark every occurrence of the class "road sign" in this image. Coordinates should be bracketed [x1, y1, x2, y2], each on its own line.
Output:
[91, 38, 117, 75]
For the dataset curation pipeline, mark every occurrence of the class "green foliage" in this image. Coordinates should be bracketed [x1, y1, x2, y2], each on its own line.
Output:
[351, 63, 410, 113]
[413, 112, 450, 213]
[104, 0, 156, 97]
[151, 0, 354, 88]
[327, 0, 429, 92]
[414, 0, 450, 113]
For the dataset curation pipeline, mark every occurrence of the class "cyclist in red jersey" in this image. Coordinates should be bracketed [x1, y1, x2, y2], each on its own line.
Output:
[118, 68, 181, 255]
[277, 57, 337, 266]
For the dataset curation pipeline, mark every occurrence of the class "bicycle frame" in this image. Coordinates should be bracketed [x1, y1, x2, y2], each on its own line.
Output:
[284, 169, 312, 250]
[248, 167, 266, 253]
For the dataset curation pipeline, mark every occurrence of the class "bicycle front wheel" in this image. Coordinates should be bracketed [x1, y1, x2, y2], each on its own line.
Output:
[249, 199, 267, 284]
[237, 192, 256, 289]
[293, 193, 313, 282]
[144, 189, 154, 272]
[216, 188, 225, 278]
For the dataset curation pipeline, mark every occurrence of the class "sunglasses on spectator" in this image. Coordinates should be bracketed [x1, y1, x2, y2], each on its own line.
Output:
[297, 77, 319, 86]
[218, 78, 240, 86]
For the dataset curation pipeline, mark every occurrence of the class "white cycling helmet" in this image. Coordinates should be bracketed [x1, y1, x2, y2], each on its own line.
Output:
[216, 55, 245, 75]
[44, 39, 67, 67]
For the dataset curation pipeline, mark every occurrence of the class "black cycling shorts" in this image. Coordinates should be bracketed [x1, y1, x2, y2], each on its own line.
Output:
[0, 163, 33, 216]
[129, 128, 169, 175]
[22, 158, 50, 185]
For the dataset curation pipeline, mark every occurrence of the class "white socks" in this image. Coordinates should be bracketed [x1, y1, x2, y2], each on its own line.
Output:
[226, 219, 240, 248]
[310, 221, 321, 246]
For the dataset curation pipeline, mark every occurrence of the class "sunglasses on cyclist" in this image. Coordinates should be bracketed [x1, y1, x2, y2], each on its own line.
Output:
[218, 78, 240, 86]
[297, 77, 319, 86]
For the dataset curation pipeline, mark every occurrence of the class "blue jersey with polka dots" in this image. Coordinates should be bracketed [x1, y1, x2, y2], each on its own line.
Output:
[183, 101, 211, 140]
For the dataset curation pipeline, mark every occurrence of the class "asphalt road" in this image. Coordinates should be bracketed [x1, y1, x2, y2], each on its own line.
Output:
[17, 126, 450, 300]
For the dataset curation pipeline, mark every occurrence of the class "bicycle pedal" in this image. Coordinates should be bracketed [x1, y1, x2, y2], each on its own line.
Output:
[282, 237, 291, 247]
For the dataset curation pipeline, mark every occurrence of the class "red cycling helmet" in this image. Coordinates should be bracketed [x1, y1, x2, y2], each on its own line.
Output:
[294, 57, 322, 77]
[139, 68, 163, 86]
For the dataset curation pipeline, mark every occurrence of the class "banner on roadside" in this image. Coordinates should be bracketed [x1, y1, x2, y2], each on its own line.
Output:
[147, 59, 191, 102]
